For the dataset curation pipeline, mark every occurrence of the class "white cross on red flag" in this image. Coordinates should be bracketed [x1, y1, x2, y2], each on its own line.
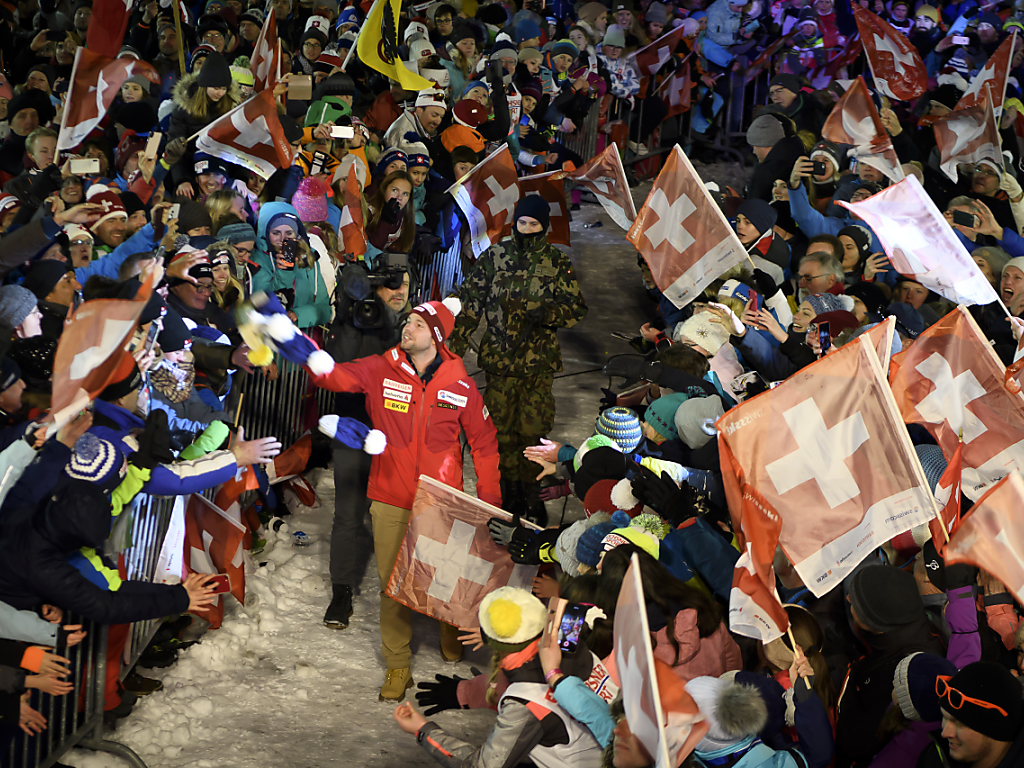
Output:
[629, 26, 685, 77]
[48, 272, 154, 433]
[933, 94, 1003, 183]
[853, 5, 927, 101]
[85, 0, 132, 57]
[889, 305, 1024, 501]
[447, 145, 521, 258]
[821, 75, 903, 183]
[717, 335, 938, 596]
[627, 146, 746, 309]
[250, 10, 282, 93]
[340, 166, 367, 257]
[385, 475, 538, 628]
[840, 175, 999, 306]
[519, 171, 570, 246]
[956, 30, 1017, 118]
[195, 90, 295, 180]
[611, 554, 708, 768]
[945, 471, 1024, 605]
[58, 47, 160, 151]
[565, 144, 638, 231]
[659, 59, 692, 118]
[183, 493, 247, 629]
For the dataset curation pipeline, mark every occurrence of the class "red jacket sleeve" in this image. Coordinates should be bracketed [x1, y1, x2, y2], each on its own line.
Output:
[459, 384, 502, 507]
[308, 356, 377, 394]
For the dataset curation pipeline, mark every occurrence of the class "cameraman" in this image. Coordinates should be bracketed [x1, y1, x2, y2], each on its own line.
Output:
[322, 254, 411, 630]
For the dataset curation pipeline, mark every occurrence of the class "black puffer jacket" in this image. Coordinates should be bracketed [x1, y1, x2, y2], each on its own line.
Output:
[0, 480, 189, 624]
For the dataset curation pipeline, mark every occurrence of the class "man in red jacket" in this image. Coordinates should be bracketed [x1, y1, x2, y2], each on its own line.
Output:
[307, 297, 501, 701]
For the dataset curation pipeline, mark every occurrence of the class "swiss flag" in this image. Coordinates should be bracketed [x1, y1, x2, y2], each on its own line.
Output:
[519, 171, 570, 247]
[385, 476, 538, 629]
[660, 59, 692, 118]
[213, 464, 260, 550]
[629, 26, 685, 77]
[195, 90, 295, 180]
[717, 335, 938, 596]
[929, 442, 963, 555]
[821, 76, 903, 183]
[627, 146, 746, 309]
[57, 48, 160, 151]
[933, 95, 1002, 183]
[853, 5, 927, 101]
[956, 30, 1017, 117]
[716, 472, 789, 643]
[745, 37, 791, 85]
[265, 433, 312, 484]
[48, 273, 153, 433]
[806, 34, 864, 84]
[565, 144, 638, 231]
[840, 176, 999, 307]
[250, 11, 282, 93]
[889, 305, 1024, 502]
[945, 471, 1024, 606]
[1006, 333, 1024, 395]
[447, 145, 520, 258]
[340, 166, 367, 257]
[183, 494, 247, 629]
[611, 554, 709, 766]
[86, 0, 132, 57]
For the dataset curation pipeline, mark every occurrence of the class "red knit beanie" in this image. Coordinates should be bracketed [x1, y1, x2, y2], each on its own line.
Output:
[411, 297, 462, 347]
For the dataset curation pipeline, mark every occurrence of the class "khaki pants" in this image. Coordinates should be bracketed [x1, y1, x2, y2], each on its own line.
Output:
[369, 500, 460, 669]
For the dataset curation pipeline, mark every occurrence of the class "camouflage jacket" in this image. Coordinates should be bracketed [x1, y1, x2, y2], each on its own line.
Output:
[448, 236, 588, 376]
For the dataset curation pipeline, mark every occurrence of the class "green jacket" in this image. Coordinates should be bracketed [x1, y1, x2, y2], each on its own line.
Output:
[449, 235, 587, 376]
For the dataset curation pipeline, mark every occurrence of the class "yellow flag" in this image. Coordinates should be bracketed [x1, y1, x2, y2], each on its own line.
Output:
[357, 0, 434, 91]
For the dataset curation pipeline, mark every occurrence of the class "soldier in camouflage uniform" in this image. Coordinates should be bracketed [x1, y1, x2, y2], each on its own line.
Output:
[448, 195, 588, 523]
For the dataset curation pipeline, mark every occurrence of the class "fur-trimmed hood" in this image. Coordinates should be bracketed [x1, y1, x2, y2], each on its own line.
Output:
[170, 73, 242, 120]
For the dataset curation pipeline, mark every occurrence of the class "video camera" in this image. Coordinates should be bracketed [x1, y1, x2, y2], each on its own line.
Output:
[343, 253, 409, 330]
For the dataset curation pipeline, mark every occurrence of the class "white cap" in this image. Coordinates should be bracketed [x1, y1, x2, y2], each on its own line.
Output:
[404, 20, 429, 41]
[415, 88, 447, 110]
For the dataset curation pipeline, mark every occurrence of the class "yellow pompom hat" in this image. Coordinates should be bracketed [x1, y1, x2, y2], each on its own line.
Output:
[478, 587, 548, 652]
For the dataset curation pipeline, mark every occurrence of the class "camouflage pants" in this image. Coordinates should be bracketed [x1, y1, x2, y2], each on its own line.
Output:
[483, 372, 556, 482]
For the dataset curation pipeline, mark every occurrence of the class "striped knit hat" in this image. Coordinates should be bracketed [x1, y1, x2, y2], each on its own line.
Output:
[595, 407, 642, 452]
[65, 433, 126, 493]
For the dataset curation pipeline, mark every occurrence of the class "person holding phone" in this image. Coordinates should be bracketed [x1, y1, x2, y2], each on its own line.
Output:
[251, 203, 330, 329]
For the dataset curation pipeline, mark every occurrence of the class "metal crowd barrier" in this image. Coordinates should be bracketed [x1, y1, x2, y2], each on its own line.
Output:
[560, 98, 601, 165]
[237, 355, 322, 446]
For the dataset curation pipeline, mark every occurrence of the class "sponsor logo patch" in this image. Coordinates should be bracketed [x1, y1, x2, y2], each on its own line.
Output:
[400, 362, 417, 377]
[438, 390, 468, 408]
[482, 406, 490, 420]
[383, 378, 412, 393]
[437, 402, 458, 410]
[385, 400, 409, 413]
[383, 388, 411, 403]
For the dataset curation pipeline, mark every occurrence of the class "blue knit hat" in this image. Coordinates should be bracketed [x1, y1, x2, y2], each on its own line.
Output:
[595, 407, 643, 452]
[515, 18, 542, 42]
[375, 147, 408, 178]
[576, 520, 617, 566]
[893, 652, 958, 723]
[914, 444, 947, 492]
[552, 39, 579, 59]
[65, 434, 126, 493]
[318, 415, 387, 454]
[643, 393, 689, 441]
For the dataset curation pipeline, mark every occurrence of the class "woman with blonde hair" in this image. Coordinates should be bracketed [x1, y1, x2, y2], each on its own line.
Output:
[208, 242, 245, 309]
[206, 189, 250, 234]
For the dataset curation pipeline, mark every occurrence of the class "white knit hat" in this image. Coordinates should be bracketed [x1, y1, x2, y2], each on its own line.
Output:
[674, 313, 731, 355]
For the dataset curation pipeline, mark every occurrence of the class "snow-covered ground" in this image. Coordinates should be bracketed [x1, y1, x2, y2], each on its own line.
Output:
[64, 469, 500, 768]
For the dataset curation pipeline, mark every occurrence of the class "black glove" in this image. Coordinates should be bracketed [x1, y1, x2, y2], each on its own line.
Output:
[751, 268, 777, 298]
[416, 674, 468, 716]
[487, 516, 518, 548]
[525, 306, 546, 325]
[631, 465, 695, 526]
[381, 197, 401, 224]
[599, 388, 619, 411]
[416, 230, 441, 261]
[130, 410, 175, 469]
[604, 355, 661, 384]
[507, 526, 561, 564]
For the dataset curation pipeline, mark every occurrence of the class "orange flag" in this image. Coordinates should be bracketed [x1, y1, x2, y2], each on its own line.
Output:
[945, 472, 1024, 604]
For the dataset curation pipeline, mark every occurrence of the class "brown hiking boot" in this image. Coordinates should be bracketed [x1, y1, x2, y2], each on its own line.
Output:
[379, 667, 413, 701]
[439, 623, 464, 664]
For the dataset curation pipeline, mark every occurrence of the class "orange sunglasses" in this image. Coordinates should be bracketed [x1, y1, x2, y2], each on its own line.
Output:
[936, 676, 1010, 717]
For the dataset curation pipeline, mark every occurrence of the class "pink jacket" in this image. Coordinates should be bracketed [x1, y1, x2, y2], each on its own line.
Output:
[653, 610, 742, 681]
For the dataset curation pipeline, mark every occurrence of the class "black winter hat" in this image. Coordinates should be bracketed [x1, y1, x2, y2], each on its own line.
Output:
[8, 88, 56, 126]
[848, 564, 925, 633]
[513, 194, 550, 231]
[845, 280, 888, 319]
[177, 201, 213, 234]
[838, 224, 872, 259]
[22, 260, 72, 301]
[158, 307, 192, 352]
[197, 51, 233, 88]
[0, 356, 21, 392]
[277, 114, 304, 144]
[938, 662, 1024, 742]
[572, 446, 628, 502]
[737, 198, 777, 236]
[120, 191, 146, 216]
[100, 360, 142, 401]
[113, 101, 159, 134]
[312, 71, 355, 101]
[769, 73, 802, 95]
